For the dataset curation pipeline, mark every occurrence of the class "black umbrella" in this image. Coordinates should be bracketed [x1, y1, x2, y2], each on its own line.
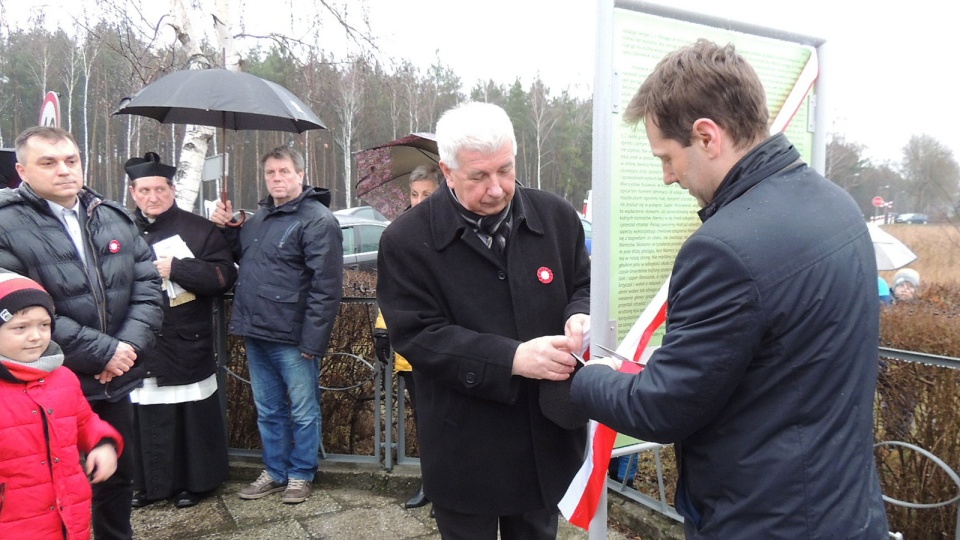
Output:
[113, 68, 327, 222]
[113, 69, 326, 132]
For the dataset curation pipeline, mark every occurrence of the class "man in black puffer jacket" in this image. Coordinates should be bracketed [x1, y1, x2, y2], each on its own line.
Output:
[0, 126, 163, 540]
[571, 40, 889, 539]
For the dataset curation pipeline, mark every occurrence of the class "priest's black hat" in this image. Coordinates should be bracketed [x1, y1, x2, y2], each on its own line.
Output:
[124, 152, 176, 181]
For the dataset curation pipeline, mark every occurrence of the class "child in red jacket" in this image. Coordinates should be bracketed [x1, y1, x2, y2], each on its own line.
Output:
[0, 272, 122, 539]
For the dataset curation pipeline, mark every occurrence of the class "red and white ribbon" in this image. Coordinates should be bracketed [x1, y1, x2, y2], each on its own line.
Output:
[559, 277, 670, 529]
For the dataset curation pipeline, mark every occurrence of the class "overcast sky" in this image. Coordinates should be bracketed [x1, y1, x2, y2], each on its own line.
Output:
[359, 0, 954, 166]
[5, 0, 954, 165]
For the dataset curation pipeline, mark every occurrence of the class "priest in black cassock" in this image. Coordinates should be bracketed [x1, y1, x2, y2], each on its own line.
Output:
[125, 152, 237, 508]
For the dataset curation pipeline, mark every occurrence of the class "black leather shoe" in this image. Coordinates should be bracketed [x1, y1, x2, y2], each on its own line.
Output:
[404, 484, 429, 509]
[174, 490, 201, 508]
[131, 492, 155, 508]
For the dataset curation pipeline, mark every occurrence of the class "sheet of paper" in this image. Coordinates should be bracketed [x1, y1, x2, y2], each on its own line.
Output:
[151, 235, 197, 306]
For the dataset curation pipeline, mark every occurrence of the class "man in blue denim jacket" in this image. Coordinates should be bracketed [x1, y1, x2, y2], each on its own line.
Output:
[212, 146, 342, 505]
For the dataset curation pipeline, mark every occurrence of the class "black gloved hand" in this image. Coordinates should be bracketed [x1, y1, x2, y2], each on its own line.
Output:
[373, 328, 391, 366]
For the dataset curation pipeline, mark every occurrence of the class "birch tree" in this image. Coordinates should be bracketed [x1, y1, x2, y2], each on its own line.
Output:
[164, 0, 223, 212]
[331, 57, 367, 207]
[79, 34, 101, 180]
[528, 78, 556, 191]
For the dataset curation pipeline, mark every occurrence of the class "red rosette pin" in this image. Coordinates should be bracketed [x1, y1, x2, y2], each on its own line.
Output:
[537, 267, 553, 284]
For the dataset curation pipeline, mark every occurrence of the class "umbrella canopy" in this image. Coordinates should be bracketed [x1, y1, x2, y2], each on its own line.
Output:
[113, 68, 327, 225]
[353, 133, 439, 220]
[113, 68, 326, 133]
[868, 224, 917, 271]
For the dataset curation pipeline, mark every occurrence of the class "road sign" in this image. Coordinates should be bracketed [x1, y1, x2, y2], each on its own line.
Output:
[39, 91, 61, 128]
[872, 196, 884, 208]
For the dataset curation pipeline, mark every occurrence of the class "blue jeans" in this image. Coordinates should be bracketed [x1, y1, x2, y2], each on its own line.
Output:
[617, 454, 639, 482]
[245, 337, 322, 483]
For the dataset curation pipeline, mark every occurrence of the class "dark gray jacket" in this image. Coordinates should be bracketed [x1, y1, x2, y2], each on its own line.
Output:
[0, 184, 163, 401]
[225, 186, 342, 357]
[572, 134, 889, 538]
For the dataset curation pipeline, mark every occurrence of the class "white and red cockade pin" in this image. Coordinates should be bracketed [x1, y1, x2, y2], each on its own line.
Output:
[108, 240, 121, 253]
[537, 267, 554, 284]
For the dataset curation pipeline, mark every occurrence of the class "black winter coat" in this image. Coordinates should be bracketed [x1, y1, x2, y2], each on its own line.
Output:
[135, 205, 237, 386]
[377, 183, 591, 515]
[572, 134, 889, 538]
[224, 186, 342, 357]
[0, 184, 163, 401]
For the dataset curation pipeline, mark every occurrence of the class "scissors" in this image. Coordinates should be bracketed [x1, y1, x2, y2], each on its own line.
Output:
[594, 344, 642, 364]
[570, 344, 641, 366]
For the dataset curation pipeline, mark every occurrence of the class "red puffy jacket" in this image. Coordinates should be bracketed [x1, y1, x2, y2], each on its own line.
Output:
[0, 361, 123, 539]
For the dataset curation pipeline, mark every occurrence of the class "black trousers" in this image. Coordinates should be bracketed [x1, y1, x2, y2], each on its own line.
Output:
[399, 370, 418, 422]
[432, 505, 559, 540]
[90, 398, 134, 540]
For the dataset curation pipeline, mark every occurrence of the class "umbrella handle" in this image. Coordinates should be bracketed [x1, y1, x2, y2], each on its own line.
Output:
[220, 162, 245, 226]
[221, 189, 245, 227]
[228, 210, 246, 227]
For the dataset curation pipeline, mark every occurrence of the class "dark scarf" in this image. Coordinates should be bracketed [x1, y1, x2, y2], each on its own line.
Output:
[450, 189, 514, 260]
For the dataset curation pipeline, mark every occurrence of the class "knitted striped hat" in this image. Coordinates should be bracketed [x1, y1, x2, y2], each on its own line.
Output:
[0, 273, 55, 328]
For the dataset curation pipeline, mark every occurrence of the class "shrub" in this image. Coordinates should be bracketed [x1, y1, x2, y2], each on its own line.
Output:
[223, 270, 416, 458]
[876, 283, 960, 538]
[631, 283, 960, 538]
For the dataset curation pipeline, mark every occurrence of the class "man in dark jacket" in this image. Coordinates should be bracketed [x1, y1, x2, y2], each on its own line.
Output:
[0, 148, 20, 188]
[570, 40, 889, 538]
[126, 152, 237, 509]
[376, 102, 591, 540]
[211, 146, 342, 505]
[0, 126, 163, 539]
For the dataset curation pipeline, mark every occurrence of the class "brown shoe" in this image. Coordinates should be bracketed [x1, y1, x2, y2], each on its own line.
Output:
[281, 478, 312, 504]
[239, 471, 286, 500]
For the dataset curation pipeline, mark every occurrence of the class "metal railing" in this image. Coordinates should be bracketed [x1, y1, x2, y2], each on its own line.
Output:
[210, 298, 959, 538]
[215, 295, 389, 466]
[591, 347, 960, 539]
[876, 347, 960, 540]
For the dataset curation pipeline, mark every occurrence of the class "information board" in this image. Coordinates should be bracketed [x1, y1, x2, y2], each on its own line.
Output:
[592, 1, 826, 355]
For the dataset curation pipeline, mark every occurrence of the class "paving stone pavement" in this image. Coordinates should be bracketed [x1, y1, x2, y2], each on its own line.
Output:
[130, 460, 635, 539]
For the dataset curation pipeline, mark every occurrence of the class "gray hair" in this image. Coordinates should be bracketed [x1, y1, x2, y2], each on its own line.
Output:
[409, 164, 442, 185]
[260, 146, 305, 173]
[435, 102, 517, 170]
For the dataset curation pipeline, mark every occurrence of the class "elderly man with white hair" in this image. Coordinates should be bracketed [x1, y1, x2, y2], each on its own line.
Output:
[376, 101, 591, 540]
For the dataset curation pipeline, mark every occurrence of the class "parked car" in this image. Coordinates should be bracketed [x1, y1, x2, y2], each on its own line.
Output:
[581, 217, 592, 255]
[334, 205, 390, 223]
[337, 215, 387, 272]
[895, 213, 928, 224]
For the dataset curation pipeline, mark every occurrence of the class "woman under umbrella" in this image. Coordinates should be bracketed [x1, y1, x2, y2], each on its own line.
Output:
[374, 164, 441, 510]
